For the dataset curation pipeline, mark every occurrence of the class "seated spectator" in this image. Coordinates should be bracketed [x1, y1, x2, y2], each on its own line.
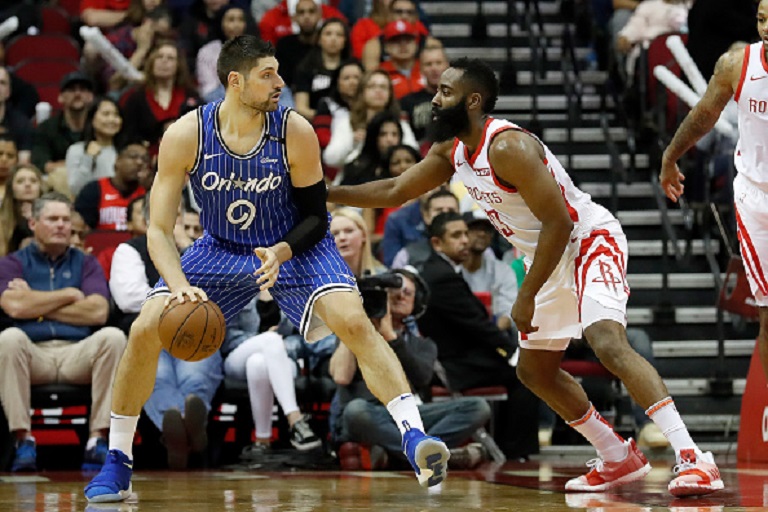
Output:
[401, 45, 449, 144]
[32, 73, 95, 184]
[74, 140, 149, 231]
[372, 144, 421, 241]
[173, 207, 202, 253]
[350, 0, 429, 62]
[0, 66, 32, 164]
[323, 70, 417, 171]
[417, 212, 540, 459]
[330, 208, 387, 277]
[98, 5, 176, 93]
[70, 211, 92, 253]
[66, 97, 125, 198]
[0, 164, 46, 257]
[341, 111, 405, 186]
[275, 0, 323, 93]
[378, 21, 424, 100]
[223, 296, 322, 458]
[97, 194, 148, 280]
[178, 0, 230, 75]
[121, 42, 200, 156]
[0, 133, 19, 209]
[313, 60, 363, 180]
[257, 0, 346, 46]
[360, 0, 436, 72]
[460, 211, 518, 334]
[330, 267, 491, 468]
[294, 17, 350, 120]
[616, 0, 689, 83]
[0, 192, 128, 471]
[390, 188, 458, 269]
[196, 5, 258, 102]
[81, 0, 132, 29]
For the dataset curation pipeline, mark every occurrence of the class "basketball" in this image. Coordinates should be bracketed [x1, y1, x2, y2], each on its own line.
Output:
[158, 299, 226, 362]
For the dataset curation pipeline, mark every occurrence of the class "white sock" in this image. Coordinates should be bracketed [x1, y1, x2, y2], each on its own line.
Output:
[646, 397, 697, 453]
[109, 412, 139, 460]
[567, 404, 627, 462]
[385, 393, 424, 436]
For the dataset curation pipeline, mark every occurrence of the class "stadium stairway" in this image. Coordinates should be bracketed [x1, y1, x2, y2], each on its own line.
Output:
[420, 0, 756, 444]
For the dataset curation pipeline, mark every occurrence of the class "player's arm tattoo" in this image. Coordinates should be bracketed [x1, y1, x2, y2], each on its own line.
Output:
[663, 50, 739, 163]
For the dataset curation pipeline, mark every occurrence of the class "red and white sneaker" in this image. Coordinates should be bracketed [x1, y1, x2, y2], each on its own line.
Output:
[668, 449, 724, 497]
[565, 439, 651, 492]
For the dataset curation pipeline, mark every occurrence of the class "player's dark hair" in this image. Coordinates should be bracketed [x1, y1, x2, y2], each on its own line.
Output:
[428, 211, 464, 239]
[449, 57, 499, 113]
[217, 35, 276, 87]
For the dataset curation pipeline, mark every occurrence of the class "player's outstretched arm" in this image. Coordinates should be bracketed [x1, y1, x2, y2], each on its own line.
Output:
[149, 111, 204, 302]
[660, 46, 742, 201]
[328, 141, 456, 208]
[490, 131, 574, 334]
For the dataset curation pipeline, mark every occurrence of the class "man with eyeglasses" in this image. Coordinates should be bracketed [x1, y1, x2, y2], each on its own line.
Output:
[74, 141, 149, 231]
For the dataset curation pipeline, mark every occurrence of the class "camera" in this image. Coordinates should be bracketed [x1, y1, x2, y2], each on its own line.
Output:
[358, 272, 403, 319]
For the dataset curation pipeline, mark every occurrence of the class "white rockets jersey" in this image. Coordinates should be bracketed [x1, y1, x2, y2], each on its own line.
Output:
[734, 41, 768, 185]
[452, 117, 607, 261]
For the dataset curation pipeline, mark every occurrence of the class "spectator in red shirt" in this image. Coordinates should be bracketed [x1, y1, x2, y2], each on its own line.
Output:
[258, 0, 346, 46]
[356, 0, 432, 69]
[81, 0, 134, 29]
[378, 20, 424, 100]
[74, 141, 148, 231]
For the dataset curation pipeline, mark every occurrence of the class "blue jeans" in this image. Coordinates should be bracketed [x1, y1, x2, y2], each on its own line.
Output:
[143, 350, 224, 430]
[338, 397, 491, 460]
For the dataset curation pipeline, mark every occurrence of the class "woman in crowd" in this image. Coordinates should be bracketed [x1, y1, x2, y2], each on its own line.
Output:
[0, 134, 19, 210]
[0, 164, 46, 256]
[323, 70, 417, 172]
[330, 207, 387, 278]
[196, 5, 258, 102]
[66, 97, 124, 198]
[341, 111, 403, 187]
[121, 41, 199, 156]
[293, 18, 350, 120]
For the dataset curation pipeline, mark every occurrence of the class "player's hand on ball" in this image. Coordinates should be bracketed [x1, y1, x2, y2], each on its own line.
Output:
[165, 286, 208, 307]
[254, 247, 280, 290]
[511, 293, 538, 334]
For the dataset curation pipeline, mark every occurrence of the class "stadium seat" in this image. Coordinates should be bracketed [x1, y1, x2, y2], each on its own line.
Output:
[57, 0, 82, 20]
[40, 6, 72, 35]
[4, 35, 80, 67]
[11, 59, 80, 91]
[84, 230, 133, 260]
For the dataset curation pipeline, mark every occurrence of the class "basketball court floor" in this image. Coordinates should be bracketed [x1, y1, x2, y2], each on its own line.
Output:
[1, 450, 766, 511]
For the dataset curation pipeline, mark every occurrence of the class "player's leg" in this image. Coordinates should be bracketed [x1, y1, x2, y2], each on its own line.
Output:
[516, 340, 650, 492]
[734, 173, 768, 379]
[84, 296, 166, 502]
[313, 290, 449, 487]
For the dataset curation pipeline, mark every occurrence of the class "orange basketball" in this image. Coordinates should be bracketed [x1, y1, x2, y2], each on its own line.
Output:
[158, 299, 226, 362]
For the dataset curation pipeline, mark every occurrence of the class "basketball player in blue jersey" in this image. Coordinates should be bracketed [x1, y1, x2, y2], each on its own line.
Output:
[84, 35, 449, 503]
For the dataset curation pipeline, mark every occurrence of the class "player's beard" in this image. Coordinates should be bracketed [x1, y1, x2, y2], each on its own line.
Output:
[241, 90, 279, 113]
[428, 98, 471, 142]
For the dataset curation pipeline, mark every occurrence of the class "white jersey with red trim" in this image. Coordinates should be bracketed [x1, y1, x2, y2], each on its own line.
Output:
[452, 117, 610, 261]
[733, 41, 768, 186]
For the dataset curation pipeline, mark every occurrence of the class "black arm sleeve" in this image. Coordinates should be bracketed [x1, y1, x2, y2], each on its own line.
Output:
[281, 179, 329, 257]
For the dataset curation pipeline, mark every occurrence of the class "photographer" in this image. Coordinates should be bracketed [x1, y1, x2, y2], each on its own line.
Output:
[329, 268, 491, 469]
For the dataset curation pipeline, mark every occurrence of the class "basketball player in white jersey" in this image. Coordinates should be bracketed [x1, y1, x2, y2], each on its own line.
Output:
[661, 0, 768, 384]
[330, 57, 723, 497]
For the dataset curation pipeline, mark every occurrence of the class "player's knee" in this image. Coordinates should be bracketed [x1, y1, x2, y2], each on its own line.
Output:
[334, 315, 373, 345]
[128, 309, 161, 347]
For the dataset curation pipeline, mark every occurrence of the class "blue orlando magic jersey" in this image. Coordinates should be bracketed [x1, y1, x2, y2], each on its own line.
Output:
[190, 101, 300, 247]
[151, 101, 358, 342]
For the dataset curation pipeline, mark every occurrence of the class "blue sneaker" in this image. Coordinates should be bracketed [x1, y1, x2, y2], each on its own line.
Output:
[84, 450, 133, 503]
[402, 428, 450, 487]
[82, 438, 109, 471]
[11, 439, 37, 472]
